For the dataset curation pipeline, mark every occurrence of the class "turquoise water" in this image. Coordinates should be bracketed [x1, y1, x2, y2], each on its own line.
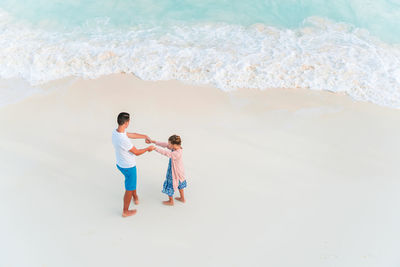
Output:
[0, 0, 400, 107]
[2, 0, 400, 42]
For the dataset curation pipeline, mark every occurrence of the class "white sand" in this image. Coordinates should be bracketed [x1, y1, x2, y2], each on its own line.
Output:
[1, 74, 400, 267]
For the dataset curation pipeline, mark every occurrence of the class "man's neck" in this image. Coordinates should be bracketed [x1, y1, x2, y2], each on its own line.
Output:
[116, 126, 125, 133]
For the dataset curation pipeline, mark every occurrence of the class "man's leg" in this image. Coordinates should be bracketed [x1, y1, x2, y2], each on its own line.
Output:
[122, 190, 137, 217]
[132, 190, 139, 205]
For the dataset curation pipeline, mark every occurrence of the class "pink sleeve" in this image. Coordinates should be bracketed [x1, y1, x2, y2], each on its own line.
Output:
[155, 141, 169, 148]
[155, 148, 182, 160]
[155, 147, 173, 158]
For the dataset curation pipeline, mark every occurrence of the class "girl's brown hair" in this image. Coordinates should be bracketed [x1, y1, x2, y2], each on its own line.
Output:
[168, 135, 182, 145]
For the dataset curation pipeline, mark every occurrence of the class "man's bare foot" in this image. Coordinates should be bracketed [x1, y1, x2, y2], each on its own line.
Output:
[134, 199, 139, 205]
[162, 200, 174, 206]
[175, 197, 185, 203]
[122, 209, 137, 217]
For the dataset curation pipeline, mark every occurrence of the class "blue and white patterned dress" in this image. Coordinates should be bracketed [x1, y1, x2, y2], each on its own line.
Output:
[162, 158, 187, 197]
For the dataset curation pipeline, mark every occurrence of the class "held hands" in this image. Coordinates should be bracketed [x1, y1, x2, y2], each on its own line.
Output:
[145, 136, 153, 144]
[147, 145, 156, 152]
[144, 136, 156, 152]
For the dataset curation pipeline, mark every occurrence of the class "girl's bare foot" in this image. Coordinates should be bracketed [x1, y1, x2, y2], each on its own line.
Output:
[134, 198, 139, 205]
[175, 197, 185, 203]
[122, 209, 137, 217]
[162, 200, 174, 206]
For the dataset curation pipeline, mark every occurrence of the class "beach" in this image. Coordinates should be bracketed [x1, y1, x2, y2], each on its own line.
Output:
[1, 74, 399, 266]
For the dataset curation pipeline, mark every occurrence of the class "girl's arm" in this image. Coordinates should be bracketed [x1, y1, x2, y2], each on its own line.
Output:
[153, 140, 169, 148]
[155, 147, 180, 159]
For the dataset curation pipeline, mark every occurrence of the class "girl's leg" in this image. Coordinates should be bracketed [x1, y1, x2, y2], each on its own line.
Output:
[163, 196, 174, 206]
[175, 189, 185, 203]
[132, 190, 139, 205]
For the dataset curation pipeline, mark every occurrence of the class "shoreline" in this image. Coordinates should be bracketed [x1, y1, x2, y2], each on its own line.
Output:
[1, 73, 399, 111]
[1, 74, 399, 267]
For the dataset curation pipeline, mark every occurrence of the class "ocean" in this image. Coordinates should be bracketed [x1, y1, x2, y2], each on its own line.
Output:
[0, 0, 400, 107]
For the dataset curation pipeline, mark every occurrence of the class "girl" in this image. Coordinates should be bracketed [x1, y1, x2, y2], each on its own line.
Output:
[151, 135, 187, 205]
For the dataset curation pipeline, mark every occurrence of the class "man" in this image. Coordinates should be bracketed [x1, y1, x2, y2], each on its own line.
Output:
[112, 112, 155, 217]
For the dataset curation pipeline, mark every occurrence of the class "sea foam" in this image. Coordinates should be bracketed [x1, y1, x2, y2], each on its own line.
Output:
[0, 10, 399, 108]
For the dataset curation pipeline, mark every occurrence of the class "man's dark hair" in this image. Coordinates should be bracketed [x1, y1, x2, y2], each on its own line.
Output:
[117, 112, 130, 125]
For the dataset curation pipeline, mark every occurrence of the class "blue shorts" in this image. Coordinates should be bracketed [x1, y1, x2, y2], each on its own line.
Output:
[117, 165, 137, 191]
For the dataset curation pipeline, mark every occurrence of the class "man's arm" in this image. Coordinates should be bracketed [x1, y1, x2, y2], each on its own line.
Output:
[127, 132, 151, 142]
[126, 133, 151, 144]
[129, 145, 155, 156]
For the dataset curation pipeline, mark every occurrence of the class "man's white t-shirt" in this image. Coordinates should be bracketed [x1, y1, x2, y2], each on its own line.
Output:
[112, 129, 136, 168]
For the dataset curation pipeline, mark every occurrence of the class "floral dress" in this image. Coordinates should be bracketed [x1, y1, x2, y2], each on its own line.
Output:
[162, 158, 187, 197]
